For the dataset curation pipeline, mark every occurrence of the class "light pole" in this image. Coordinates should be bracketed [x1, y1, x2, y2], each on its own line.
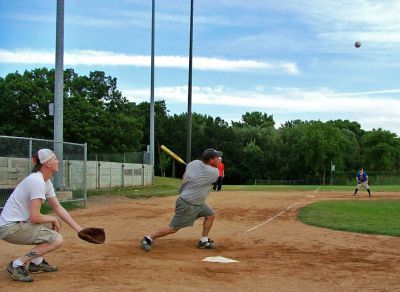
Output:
[54, 0, 64, 190]
[186, 0, 194, 163]
[149, 0, 155, 183]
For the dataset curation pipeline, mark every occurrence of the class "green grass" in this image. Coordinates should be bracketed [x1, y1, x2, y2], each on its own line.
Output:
[317, 185, 400, 192]
[41, 201, 83, 214]
[39, 177, 399, 237]
[86, 177, 400, 197]
[298, 200, 400, 237]
[215, 184, 400, 192]
[87, 176, 181, 199]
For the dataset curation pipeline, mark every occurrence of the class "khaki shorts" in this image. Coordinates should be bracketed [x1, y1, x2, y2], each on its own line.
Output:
[357, 181, 370, 189]
[0, 222, 59, 245]
[169, 197, 215, 230]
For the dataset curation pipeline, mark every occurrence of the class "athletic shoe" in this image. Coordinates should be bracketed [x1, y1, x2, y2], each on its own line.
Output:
[140, 237, 152, 252]
[7, 262, 33, 282]
[28, 259, 58, 273]
[197, 239, 216, 249]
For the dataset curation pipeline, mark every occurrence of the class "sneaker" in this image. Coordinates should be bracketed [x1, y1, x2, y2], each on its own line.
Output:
[140, 237, 152, 252]
[197, 239, 216, 249]
[28, 259, 58, 273]
[7, 262, 33, 282]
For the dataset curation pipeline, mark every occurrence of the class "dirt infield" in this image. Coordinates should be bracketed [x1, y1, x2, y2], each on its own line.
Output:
[1, 190, 400, 291]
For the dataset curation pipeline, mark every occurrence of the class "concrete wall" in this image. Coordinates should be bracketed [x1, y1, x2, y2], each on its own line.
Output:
[0, 156, 153, 190]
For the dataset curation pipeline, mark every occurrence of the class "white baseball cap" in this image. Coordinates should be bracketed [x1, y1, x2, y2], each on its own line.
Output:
[38, 149, 56, 164]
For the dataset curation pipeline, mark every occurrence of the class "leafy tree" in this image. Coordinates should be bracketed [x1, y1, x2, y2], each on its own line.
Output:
[0, 68, 144, 154]
[0, 68, 54, 138]
[361, 129, 400, 171]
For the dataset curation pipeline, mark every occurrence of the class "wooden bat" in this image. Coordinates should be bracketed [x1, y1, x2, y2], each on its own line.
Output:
[160, 145, 187, 165]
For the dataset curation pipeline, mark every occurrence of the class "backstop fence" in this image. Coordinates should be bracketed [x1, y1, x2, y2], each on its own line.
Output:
[0, 135, 87, 209]
[1, 136, 154, 210]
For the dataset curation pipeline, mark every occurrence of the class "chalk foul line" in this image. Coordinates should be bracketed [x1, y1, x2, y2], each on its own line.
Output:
[246, 197, 306, 233]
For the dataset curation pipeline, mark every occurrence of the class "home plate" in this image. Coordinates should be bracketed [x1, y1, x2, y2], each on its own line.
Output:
[202, 256, 239, 263]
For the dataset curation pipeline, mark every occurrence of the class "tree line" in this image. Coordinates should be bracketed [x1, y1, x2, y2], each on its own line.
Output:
[1, 68, 399, 183]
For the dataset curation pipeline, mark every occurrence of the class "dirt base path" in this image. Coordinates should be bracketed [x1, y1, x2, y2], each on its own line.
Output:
[1, 191, 399, 291]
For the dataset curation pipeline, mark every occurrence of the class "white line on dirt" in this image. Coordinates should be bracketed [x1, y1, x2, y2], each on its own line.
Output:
[246, 197, 306, 233]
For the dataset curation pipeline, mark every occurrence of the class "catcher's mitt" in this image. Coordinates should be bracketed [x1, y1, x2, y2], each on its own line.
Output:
[78, 227, 105, 244]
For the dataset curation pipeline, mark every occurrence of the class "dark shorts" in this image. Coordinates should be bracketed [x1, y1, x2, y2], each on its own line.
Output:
[169, 197, 215, 230]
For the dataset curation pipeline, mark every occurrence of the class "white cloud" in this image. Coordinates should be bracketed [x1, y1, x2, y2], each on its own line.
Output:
[123, 85, 400, 134]
[0, 48, 299, 74]
[288, 0, 400, 45]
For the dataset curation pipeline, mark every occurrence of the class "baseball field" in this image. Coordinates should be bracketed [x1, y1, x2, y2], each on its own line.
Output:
[1, 185, 399, 291]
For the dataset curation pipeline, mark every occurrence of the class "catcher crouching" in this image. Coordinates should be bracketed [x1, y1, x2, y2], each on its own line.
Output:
[0, 149, 105, 283]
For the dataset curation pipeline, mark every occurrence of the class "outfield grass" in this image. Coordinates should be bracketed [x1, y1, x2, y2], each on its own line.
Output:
[45, 177, 399, 236]
[298, 200, 400, 237]
[87, 176, 181, 199]
[87, 177, 400, 197]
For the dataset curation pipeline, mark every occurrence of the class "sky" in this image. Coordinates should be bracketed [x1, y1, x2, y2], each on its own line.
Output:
[1, 0, 399, 136]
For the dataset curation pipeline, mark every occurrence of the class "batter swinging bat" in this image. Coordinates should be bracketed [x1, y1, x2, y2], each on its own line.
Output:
[160, 145, 187, 165]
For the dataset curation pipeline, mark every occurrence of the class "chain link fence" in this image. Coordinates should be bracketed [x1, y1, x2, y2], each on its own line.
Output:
[88, 151, 149, 164]
[330, 170, 400, 185]
[254, 170, 400, 186]
[0, 135, 87, 209]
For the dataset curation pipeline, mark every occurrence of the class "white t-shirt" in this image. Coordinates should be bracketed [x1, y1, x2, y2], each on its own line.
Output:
[0, 172, 56, 226]
[179, 160, 219, 205]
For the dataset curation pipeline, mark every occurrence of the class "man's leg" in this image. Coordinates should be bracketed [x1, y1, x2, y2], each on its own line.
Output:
[14, 236, 63, 266]
[7, 234, 63, 282]
[141, 226, 178, 252]
[198, 215, 216, 249]
[150, 226, 178, 239]
[201, 215, 215, 237]
[217, 177, 223, 191]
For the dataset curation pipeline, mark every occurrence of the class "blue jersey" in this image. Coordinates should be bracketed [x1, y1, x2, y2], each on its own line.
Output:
[356, 171, 367, 182]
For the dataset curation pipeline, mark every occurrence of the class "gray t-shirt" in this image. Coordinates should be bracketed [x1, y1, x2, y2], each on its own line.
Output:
[179, 160, 219, 205]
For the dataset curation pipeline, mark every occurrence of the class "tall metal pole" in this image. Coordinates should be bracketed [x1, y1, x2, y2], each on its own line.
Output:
[149, 0, 155, 182]
[186, 0, 194, 163]
[54, 0, 64, 190]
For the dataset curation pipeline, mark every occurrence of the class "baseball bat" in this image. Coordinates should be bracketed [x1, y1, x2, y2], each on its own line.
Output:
[160, 145, 187, 165]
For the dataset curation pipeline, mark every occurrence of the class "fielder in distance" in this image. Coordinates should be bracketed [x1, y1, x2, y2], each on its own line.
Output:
[353, 168, 372, 197]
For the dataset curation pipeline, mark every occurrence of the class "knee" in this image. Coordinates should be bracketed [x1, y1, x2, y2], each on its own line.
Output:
[206, 215, 215, 221]
[51, 233, 64, 248]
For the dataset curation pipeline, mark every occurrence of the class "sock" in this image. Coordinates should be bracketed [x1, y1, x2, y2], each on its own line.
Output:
[200, 237, 208, 243]
[145, 236, 153, 244]
[367, 189, 371, 196]
[31, 256, 44, 265]
[354, 189, 358, 195]
[12, 259, 24, 267]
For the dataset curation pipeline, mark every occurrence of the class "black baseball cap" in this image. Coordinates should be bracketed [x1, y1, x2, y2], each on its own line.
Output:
[202, 148, 221, 161]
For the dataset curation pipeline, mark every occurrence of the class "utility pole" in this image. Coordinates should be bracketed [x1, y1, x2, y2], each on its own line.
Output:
[149, 0, 155, 183]
[54, 0, 64, 190]
[186, 0, 194, 163]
